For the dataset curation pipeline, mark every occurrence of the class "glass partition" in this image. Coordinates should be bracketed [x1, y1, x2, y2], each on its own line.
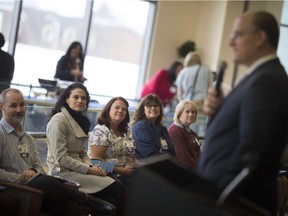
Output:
[85, 0, 153, 99]
[278, 0, 288, 74]
[11, 0, 155, 102]
[0, 1, 15, 52]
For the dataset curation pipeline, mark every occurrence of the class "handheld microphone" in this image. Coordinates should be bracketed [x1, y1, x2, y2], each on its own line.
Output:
[75, 58, 81, 69]
[74, 58, 82, 82]
[215, 60, 227, 96]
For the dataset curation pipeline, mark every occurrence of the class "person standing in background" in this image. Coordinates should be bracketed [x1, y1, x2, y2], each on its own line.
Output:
[197, 11, 288, 215]
[54, 41, 86, 83]
[141, 61, 183, 109]
[0, 33, 14, 94]
[176, 51, 213, 137]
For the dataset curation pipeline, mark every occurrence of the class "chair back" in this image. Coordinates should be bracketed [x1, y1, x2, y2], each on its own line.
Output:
[0, 180, 44, 216]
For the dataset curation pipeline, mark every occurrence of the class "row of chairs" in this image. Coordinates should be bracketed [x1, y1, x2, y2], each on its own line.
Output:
[2, 136, 288, 216]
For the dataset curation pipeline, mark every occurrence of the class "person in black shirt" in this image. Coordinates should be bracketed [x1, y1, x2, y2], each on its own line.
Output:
[54, 41, 86, 83]
[0, 33, 14, 94]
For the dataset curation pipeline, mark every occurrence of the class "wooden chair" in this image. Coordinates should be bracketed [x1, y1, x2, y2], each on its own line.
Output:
[278, 174, 288, 216]
[0, 180, 44, 216]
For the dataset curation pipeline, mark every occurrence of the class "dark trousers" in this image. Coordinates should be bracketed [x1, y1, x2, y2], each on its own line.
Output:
[27, 175, 85, 216]
[93, 180, 126, 216]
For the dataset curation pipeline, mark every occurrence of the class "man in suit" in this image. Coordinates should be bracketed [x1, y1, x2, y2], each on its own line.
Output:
[196, 11, 288, 216]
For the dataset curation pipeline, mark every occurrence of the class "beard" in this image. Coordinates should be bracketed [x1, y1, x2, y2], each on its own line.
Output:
[10, 113, 24, 125]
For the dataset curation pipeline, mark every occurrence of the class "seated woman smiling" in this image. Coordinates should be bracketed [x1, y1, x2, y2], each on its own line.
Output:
[46, 83, 126, 216]
[168, 100, 201, 170]
[131, 94, 175, 160]
[89, 97, 136, 191]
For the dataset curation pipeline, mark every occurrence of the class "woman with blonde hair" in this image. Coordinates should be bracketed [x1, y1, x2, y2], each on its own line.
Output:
[183, 51, 201, 67]
[168, 100, 201, 169]
[176, 51, 213, 137]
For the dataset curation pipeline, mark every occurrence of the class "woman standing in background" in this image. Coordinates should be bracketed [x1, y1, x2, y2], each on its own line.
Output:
[54, 41, 86, 83]
[141, 61, 183, 108]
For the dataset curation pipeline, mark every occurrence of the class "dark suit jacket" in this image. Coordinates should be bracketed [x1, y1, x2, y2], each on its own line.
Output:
[196, 58, 288, 215]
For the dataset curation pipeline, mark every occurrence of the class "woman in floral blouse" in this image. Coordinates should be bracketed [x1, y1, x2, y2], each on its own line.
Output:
[168, 100, 201, 170]
[89, 97, 136, 190]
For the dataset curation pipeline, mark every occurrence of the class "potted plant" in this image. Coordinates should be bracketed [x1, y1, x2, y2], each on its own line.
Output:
[177, 40, 196, 58]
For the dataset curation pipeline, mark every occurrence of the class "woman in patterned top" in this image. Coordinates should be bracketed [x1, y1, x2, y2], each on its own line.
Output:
[89, 97, 136, 190]
[168, 100, 201, 170]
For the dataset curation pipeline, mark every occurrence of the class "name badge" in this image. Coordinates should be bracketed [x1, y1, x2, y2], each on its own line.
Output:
[124, 140, 134, 148]
[160, 138, 168, 150]
[18, 143, 29, 158]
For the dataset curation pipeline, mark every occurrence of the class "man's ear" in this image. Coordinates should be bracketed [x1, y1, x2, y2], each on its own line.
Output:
[256, 30, 267, 48]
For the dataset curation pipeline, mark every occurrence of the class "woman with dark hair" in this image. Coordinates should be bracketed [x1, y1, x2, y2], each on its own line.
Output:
[141, 61, 183, 107]
[131, 94, 175, 160]
[54, 41, 86, 82]
[89, 97, 136, 190]
[46, 83, 126, 216]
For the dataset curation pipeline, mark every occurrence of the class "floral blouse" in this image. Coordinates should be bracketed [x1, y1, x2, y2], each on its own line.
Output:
[89, 124, 135, 167]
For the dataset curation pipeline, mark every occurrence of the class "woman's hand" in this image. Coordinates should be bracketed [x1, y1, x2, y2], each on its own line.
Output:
[88, 165, 107, 176]
[71, 68, 83, 77]
[114, 166, 133, 176]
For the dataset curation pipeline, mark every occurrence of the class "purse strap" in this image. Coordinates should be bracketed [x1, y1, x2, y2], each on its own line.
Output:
[191, 65, 201, 99]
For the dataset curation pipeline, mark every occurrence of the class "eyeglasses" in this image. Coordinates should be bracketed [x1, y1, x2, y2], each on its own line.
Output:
[145, 105, 160, 109]
[229, 29, 258, 40]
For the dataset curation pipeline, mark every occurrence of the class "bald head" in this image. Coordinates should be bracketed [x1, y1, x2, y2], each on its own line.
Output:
[229, 11, 279, 66]
[0, 88, 23, 104]
[243, 11, 279, 49]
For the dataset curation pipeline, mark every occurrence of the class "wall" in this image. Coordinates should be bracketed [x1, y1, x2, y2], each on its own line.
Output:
[146, 0, 283, 87]
[147, 1, 201, 81]
[194, 1, 227, 71]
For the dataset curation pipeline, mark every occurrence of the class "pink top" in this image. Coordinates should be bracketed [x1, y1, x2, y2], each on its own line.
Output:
[141, 69, 176, 106]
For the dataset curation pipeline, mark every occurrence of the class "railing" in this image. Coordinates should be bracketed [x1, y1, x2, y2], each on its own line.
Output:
[23, 102, 174, 134]
[10, 81, 141, 106]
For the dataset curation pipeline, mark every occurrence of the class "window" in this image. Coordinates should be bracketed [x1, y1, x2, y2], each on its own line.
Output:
[85, 0, 154, 101]
[0, 1, 15, 52]
[13, 0, 87, 96]
[278, 0, 288, 74]
[11, 0, 155, 103]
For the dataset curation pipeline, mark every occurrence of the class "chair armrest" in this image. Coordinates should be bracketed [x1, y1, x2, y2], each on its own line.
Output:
[0, 180, 45, 216]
